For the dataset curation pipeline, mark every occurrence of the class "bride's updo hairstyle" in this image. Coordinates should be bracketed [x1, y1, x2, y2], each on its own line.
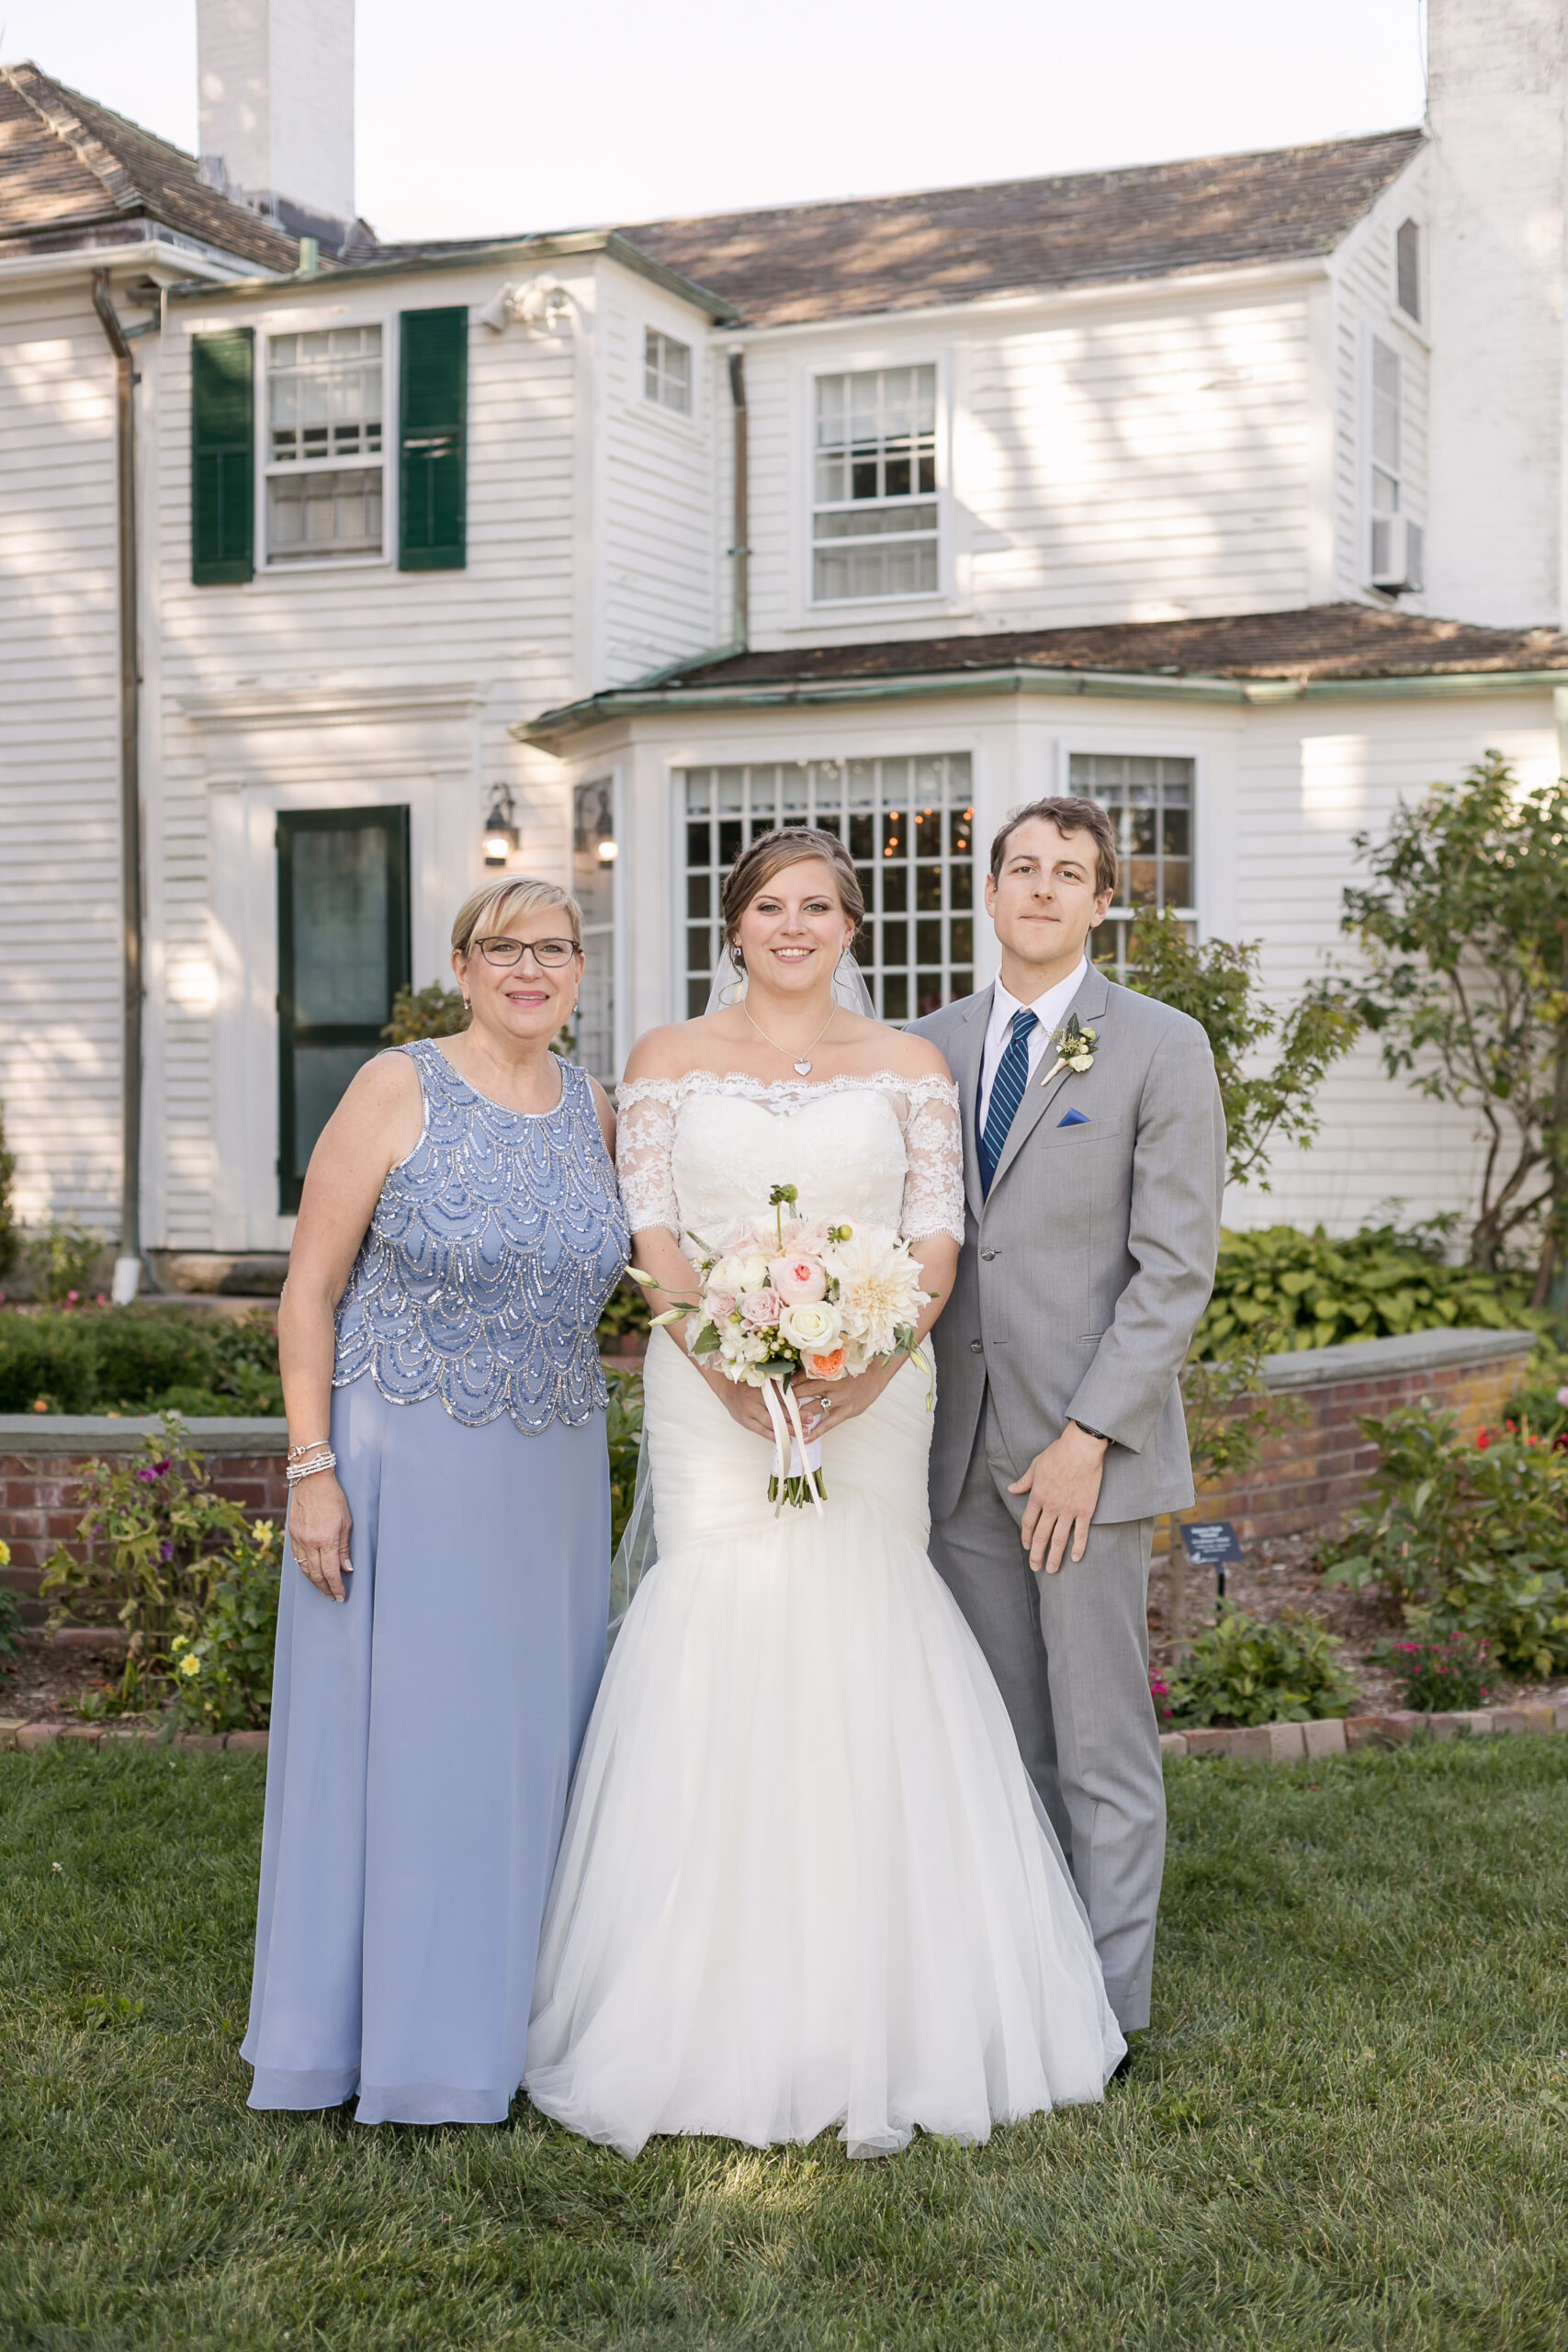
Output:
[721, 827, 865, 965]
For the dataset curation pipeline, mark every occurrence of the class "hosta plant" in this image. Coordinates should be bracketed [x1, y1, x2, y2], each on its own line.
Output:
[1162, 1604, 1359, 1728]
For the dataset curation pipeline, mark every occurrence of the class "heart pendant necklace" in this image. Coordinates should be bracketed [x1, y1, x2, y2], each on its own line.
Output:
[742, 995, 839, 1078]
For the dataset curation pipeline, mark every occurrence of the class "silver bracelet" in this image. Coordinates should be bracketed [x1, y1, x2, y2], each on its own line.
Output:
[285, 1450, 338, 1486]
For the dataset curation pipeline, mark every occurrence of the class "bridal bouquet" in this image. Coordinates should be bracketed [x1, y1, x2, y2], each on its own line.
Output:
[635, 1183, 932, 1510]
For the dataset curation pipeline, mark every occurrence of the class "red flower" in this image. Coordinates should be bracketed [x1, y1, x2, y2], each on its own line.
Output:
[1476, 1430, 1492, 1450]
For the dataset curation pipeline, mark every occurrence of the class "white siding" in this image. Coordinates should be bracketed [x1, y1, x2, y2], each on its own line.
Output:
[738, 287, 1317, 650]
[0, 282, 123, 1237]
[1328, 154, 1431, 605]
[598, 267, 721, 684]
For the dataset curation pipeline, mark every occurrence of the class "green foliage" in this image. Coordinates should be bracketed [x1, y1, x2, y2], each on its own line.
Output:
[0, 1098, 18, 1281]
[1383, 1632, 1492, 1713]
[38, 1417, 280, 1715]
[1505, 1332, 1568, 1445]
[604, 1368, 643, 1554]
[597, 1275, 652, 1351]
[168, 1535, 281, 1733]
[381, 981, 469, 1042]
[1332, 754, 1568, 1290]
[1192, 1222, 1529, 1360]
[1126, 908, 1359, 1188]
[24, 1222, 107, 1304]
[1162, 1603, 1359, 1726]
[0, 1573, 22, 1668]
[1181, 1326, 1307, 1489]
[0, 1306, 281, 1417]
[1322, 1408, 1568, 1679]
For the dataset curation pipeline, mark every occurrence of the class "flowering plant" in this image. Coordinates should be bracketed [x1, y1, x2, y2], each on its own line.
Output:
[634, 1182, 933, 1509]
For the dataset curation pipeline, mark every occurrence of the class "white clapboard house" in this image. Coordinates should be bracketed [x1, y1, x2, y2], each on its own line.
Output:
[6, 0, 1568, 1283]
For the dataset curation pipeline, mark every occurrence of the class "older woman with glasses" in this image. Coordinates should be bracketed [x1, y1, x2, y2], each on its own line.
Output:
[243, 876, 629, 2127]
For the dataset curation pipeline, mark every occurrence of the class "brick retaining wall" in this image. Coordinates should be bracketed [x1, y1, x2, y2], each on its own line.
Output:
[0, 1418, 288, 1618]
[1179, 1326, 1536, 1546]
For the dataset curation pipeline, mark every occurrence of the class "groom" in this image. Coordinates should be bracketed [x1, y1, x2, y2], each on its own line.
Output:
[912, 797, 1224, 2041]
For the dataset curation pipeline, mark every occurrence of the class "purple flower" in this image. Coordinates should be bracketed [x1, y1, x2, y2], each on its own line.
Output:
[159, 1541, 174, 1562]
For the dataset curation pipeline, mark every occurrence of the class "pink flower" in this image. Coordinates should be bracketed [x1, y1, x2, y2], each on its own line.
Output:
[705, 1290, 737, 1322]
[1558, 1384, 1568, 1408]
[770, 1254, 828, 1305]
[740, 1288, 783, 1328]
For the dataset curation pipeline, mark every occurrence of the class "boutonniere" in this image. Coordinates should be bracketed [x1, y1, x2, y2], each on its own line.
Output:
[1040, 1012, 1099, 1086]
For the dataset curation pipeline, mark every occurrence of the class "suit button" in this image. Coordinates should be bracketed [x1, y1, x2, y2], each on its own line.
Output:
[980, 1248, 996, 1261]
[969, 1339, 983, 1352]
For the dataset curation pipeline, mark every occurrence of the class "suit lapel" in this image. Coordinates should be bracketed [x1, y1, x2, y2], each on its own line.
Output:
[942, 987, 990, 1228]
[987, 963, 1112, 1200]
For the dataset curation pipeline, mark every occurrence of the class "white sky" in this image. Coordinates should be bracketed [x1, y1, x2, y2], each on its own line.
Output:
[6, 0, 1429, 244]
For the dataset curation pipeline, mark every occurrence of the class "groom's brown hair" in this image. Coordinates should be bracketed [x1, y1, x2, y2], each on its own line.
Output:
[989, 797, 1118, 899]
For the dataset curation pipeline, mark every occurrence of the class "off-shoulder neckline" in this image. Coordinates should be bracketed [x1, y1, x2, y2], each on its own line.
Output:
[617, 1069, 957, 1105]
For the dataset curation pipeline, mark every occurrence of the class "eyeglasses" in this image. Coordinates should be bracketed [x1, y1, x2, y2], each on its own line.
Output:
[474, 935, 579, 969]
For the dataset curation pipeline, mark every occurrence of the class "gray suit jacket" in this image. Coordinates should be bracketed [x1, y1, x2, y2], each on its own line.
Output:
[911, 966, 1225, 1524]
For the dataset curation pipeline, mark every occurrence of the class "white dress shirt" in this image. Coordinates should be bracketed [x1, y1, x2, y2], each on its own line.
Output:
[977, 959, 1089, 1135]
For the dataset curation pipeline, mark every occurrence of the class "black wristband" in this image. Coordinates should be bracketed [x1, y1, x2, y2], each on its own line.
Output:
[1068, 1419, 1111, 1445]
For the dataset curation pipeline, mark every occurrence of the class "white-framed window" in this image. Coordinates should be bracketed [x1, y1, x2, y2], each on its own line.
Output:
[1068, 752, 1195, 981]
[680, 757, 973, 1023]
[644, 328, 693, 416]
[1367, 334, 1422, 589]
[571, 777, 618, 1081]
[1395, 219, 1421, 322]
[265, 324, 385, 563]
[812, 365, 938, 602]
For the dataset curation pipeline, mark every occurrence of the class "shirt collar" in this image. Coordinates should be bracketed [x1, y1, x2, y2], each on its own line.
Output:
[991, 957, 1089, 1037]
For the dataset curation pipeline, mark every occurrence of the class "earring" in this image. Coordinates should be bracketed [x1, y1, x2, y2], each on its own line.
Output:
[730, 944, 746, 972]
[461, 997, 471, 1012]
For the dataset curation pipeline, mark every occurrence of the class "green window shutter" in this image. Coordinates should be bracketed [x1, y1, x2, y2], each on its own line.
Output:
[191, 330, 254, 584]
[399, 306, 468, 571]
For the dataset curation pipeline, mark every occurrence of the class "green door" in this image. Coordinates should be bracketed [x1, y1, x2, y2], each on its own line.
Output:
[276, 808, 411, 1214]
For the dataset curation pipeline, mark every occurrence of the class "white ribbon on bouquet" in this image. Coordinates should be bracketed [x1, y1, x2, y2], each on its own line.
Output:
[760, 1374, 826, 1519]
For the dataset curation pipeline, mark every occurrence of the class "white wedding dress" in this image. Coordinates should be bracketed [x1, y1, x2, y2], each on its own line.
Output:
[524, 1071, 1124, 2157]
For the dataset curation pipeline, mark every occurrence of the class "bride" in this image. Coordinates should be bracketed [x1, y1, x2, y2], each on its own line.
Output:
[524, 827, 1124, 2157]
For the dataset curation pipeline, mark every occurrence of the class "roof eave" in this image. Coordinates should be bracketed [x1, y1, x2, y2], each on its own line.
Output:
[514, 660, 1568, 751]
[165, 226, 741, 321]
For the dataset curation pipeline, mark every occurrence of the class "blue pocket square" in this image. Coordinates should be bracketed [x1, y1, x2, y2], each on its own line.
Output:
[1058, 1107, 1090, 1127]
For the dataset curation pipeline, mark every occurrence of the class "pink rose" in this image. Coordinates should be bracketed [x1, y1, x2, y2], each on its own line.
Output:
[769, 1254, 828, 1304]
[705, 1290, 737, 1322]
[740, 1288, 783, 1327]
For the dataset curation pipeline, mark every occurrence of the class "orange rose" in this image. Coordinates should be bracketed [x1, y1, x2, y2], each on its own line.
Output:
[804, 1348, 848, 1381]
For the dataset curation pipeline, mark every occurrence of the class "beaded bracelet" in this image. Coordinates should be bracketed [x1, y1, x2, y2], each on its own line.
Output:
[285, 1450, 338, 1486]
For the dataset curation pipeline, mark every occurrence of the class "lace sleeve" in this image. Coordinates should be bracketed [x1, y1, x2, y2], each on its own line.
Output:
[898, 1078, 967, 1245]
[615, 1080, 681, 1238]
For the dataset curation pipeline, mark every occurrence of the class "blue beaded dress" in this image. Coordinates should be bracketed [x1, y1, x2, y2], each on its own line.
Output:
[243, 1043, 629, 2126]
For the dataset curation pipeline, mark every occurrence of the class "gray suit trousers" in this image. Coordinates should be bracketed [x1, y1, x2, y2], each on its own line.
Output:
[928, 1400, 1165, 2032]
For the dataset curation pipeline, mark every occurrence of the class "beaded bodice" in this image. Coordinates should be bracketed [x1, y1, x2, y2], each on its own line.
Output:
[333, 1042, 630, 1432]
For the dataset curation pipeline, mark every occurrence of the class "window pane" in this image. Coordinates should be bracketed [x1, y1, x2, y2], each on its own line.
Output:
[292, 827, 390, 1023]
[1069, 752, 1196, 922]
[288, 1046, 381, 1182]
[813, 366, 938, 601]
[267, 468, 382, 559]
[572, 778, 616, 929]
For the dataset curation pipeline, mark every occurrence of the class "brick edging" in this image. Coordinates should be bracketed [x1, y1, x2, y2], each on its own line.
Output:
[1159, 1699, 1568, 1760]
[5, 1698, 1565, 1762]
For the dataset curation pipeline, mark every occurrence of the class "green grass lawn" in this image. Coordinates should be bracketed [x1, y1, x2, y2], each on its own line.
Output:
[2, 1741, 1565, 2352]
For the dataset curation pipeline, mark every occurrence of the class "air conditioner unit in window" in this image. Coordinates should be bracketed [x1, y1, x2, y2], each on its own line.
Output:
[1370, 514, 1425, 594]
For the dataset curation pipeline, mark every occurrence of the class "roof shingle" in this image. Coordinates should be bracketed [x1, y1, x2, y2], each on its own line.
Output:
[625, 129, 1426, 327]
[0, 61, 299, 272]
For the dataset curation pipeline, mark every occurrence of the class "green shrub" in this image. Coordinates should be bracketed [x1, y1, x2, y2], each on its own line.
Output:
[1193, 1223, 1529, 1361]
[1384, 1632, 1492, 1713]
[1322, 1408, 1568, 1679]
[39, 1416, 278, 1714]
[169, 1529, 281, 1732]
[382, 982, 469, 1042]
[0, 1306, 281, 1417]
[605, 1369, 643, 1554]
[597, 1277, 651, 1352]
[25, 1221, 107, 1304]
[1505, 1335, 1568, 1447]
[0, 1545, 22, 1668]
[0, 1101, 17, 1282]
[1162, 1603, 1359, 1727]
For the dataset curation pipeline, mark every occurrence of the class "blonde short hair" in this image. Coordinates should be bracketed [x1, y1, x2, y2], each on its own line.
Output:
[450, 876, 582, 959]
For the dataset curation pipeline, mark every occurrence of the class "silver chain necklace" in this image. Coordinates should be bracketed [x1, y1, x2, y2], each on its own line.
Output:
[741, 994, 839, 1077]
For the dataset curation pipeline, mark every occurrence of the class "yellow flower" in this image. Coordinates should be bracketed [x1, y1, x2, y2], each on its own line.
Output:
[0, 1539, 9, 1567]
[179, 1654, 202, 1679]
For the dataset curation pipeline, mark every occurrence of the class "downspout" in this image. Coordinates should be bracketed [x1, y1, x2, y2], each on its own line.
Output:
[727, 346, 749, 649]
[91, 272, 144, 1302]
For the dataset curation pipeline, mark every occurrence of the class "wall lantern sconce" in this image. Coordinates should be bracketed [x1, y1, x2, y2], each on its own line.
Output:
[477, 277, 573, 334]
[596, 837, 618, 865]
[483, 786, 520, 867]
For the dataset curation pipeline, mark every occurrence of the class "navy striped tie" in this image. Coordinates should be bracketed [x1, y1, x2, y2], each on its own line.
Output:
[979, 1007, 1038, 1196]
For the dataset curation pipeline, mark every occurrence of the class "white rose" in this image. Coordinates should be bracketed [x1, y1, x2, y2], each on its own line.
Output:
[714, 1251, 773, 1293]
[777, 1299, 842, 1353]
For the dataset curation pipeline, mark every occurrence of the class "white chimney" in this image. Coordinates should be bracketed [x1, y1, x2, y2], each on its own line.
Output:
[197, 0, 356, 243]
[1425, 0, 1566, 625]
